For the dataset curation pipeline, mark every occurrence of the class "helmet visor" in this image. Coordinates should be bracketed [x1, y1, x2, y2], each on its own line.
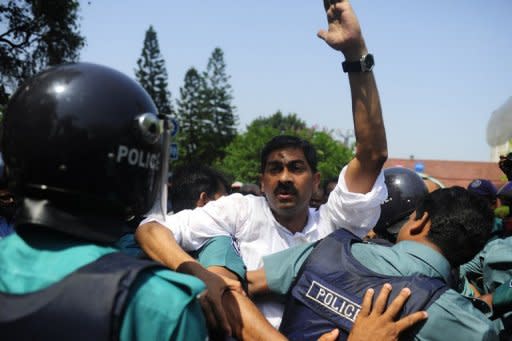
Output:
[144, 114, 172, 221]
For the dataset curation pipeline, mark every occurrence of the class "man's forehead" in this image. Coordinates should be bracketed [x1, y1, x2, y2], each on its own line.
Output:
[266, 147, 307, 163]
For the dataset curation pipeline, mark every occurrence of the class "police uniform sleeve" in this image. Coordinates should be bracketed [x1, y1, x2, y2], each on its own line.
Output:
[417, 290, 500, 340]
[262, 242, 316, 295]
[459, 250, 484, 296]
[479, 237, 512, 292]
[493, 278, 512, 312]
[460, 256, 483, 277]
[120, 269, 208, 340]
[192, 235, 246, 281]
[460, 246, 485, 278]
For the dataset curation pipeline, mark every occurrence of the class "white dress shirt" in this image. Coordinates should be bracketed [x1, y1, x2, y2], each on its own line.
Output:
[141, 166, 387, 328]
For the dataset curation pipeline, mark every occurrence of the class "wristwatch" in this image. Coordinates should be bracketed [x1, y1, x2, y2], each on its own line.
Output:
[342, 53, 375, 73]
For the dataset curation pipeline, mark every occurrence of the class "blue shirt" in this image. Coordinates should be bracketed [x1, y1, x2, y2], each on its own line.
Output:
[0, 217, 13, 239]
[263, 239, 499, 340]
[192, 236, 246, 281]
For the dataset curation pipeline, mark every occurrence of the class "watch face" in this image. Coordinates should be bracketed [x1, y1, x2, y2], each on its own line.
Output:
[342, 53, 374, 73]
[363, 54, 374, 71]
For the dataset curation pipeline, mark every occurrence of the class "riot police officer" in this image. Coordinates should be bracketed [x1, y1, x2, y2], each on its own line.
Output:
[371, 167, 428, 243]
[0, 62, 209, 340]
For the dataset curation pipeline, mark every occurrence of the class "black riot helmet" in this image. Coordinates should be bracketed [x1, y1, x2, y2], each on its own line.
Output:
[373, 167, 428, 242]
[2, 62, 171, 242]
[0, 153, 7, 188]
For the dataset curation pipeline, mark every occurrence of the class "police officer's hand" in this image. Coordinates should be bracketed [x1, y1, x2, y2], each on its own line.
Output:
[347, 283, 428, 341]
[178, 261, 243, 338]
[318, 328, 340, 341]
[479, 293, 493, 311]
[199, 272, 244, 338]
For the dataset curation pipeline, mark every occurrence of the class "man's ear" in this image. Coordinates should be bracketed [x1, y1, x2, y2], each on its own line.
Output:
[409, 211, 430, 236]
[196, 192, 209, 208]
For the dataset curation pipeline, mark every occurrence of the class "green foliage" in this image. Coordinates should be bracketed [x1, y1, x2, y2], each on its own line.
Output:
[215, 124, 279, 183]
[250, 111, 306, 132]
[135, 25, 173, 116]
[0, 0, 85, 105]
[215, 112, 353, 183]
[308, 130, 353, 180]
[202, 47, 237, 160]
[175, 47, 237, 166]
[175, 67, 209, 166]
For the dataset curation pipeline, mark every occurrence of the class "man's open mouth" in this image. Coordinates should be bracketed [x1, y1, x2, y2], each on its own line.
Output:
[277, 193, 294, 199]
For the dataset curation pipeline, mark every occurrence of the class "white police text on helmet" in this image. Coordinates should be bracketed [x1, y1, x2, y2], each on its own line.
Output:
[116, 145, 160, 170]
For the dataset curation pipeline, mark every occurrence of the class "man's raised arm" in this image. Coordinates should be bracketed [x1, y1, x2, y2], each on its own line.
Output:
[318, 0, 387, 194]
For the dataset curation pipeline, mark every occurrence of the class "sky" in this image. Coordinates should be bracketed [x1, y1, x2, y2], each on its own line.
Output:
[79, 0, 512, 162]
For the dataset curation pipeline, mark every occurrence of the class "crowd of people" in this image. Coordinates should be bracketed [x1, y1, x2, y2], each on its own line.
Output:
[0, 0, 511, 340]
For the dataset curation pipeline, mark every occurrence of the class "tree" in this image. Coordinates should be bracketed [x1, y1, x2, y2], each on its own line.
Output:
[174, 48, 237, 166]
[215, 124, 277, 184]
[202, 47, 237, 160]
[135, 25, 172, 116]
[175, 67, 209, 166]
[250, 111, 307, 132]
[215, 112, 353, 183]
[307, 129, 353, 181]
[0, 0, 85, 105]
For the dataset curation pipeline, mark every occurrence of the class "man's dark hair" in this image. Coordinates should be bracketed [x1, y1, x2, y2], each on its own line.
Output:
[239, 183, 261, 196]
[260, 135, 318, 173]
[322, 176, 339, 195]
[169, 164, 229, 213]
[415, 186, 493, 267]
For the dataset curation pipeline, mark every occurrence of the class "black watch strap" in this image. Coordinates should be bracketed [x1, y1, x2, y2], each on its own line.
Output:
[342, 53, 374, 73]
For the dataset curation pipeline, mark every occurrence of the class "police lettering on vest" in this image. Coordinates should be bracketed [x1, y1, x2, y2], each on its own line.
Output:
[306, 281, 361, 323]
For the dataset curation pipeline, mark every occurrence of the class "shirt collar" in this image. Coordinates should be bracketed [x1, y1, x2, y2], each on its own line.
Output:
[269, 206, 318, 237]
[301, 208, 318, 235]
[392, 240, 452, 283]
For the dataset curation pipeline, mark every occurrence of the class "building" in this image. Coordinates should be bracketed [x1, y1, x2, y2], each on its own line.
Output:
[384, 158, 507, 189]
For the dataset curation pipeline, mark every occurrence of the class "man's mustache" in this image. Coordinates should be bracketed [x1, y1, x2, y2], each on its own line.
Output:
[274, 182, 298, 195]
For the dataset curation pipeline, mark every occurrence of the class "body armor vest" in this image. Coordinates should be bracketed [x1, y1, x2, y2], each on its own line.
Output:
[279, 229, 448, 340]
[0, 252, 163, 341]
